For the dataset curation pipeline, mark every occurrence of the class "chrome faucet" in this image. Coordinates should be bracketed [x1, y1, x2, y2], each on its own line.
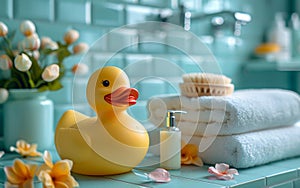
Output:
[158, 5, 252, 37]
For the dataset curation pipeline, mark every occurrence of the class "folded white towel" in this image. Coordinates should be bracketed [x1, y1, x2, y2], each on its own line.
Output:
[148, 89, 300, 135]
[182, 124, 300, 168]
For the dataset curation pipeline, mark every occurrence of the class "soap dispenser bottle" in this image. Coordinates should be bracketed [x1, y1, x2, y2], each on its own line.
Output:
[160, 110, 186, 170]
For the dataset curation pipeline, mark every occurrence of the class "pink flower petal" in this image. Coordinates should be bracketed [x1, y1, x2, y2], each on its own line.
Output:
[227, 168, 239, 175]
[148, 168, 171, 183]
[217, 174, 234, 180]
[208, 167, 224, 176]
[215, 163, 229, 173]
[208, 163, 239, 181]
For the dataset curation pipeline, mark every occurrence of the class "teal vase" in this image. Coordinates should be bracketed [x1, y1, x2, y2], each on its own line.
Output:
[3, 89, 54, 151]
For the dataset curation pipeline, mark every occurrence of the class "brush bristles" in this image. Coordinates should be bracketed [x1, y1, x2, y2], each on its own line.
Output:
[182, 73, 232, 85]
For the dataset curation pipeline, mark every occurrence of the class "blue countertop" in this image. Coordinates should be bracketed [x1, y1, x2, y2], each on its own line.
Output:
[0, 150, 300, 188]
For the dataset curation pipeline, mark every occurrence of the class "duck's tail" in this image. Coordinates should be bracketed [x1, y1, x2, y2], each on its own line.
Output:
[55, 110, 89, 130]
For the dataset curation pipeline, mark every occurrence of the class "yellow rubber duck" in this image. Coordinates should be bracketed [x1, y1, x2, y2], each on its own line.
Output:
[55, 66, 149, 175]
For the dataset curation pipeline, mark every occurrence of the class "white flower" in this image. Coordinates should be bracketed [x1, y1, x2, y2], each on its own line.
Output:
[41, 37, 58, 50]
[64, 29, 79, 45]
[20, 20, 36, 36]
[71, 63, 89, 75]
[0, 54, 12, 70]
[0, 22, 8, 37]
[21, 34, 41, 51]
[0, 88, 9, 104]
[14, 53, 32, 72]
[42, 64, 60, 82]
[73, 42, 89, 54]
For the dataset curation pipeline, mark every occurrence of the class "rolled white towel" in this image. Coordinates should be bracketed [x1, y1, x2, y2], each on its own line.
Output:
[182, 124, 300, 168]
[148, 89, 300, 135]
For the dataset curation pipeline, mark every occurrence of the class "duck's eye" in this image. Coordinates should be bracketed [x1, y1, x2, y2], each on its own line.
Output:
[102, 80, 110, 87]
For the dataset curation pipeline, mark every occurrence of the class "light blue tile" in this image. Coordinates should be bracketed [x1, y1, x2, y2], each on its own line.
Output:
[136, 78, 166, 100]
[72, 77, 89, 104]
[165, 80, 180, 94]
[105, 54, 126, 68]
[91, 53, 125, 71]
[108, 0, 138, 4]
[180, 0, 203, 11]
[180, 60, 202, 73]
[269, 158, 300, 170]
[106, 170, 225, 188]
[166, 30, 192, 54]
[92, 2, 125, 26]
[139, 0, 174, 8]
[71, 174, 149, 188]
[139, 42, 167, 54]
[271, 181, 294, 188]
[152, 57, 184, 77]
[128, 101, 148, 123]
[63, 55, 83, 69]
[32, 21, 67, 41]
[53, 104, 74, 130]
[0, 0, 12, 18]
[73, 103, 94, 116]
[75, 25, 106, 46]
[166, 165, 241, 187]
[126, 5, 157, 24]
[266, 170, 298, 187]
[139, 31, 167, 53]
[48, 77, 73, 104]
[242, 159, 300, 186]
[55, 0, 87, 24]
[124, 55, 153, 78]
[107, 28, 138, 53]
[294, 179, 300, 187]
[14, 0, 52, 20]
[230, 179, 266, 188]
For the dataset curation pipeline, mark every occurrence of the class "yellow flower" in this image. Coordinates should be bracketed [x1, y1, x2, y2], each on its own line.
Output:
[4, 159, 37, 188]
[38, 151, 79, 188]
[20, 20, 36, 37]
[0, 21, 8, 37]
[42, 64, 60, 82]
[10, 140, 42, 157]
[64, 29, 79, 45]
[181, 144, 203, 167]
[14, 53, 32, 72]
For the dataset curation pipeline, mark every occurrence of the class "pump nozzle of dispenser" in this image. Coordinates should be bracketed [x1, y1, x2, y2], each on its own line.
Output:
[166, 110, 187, 129]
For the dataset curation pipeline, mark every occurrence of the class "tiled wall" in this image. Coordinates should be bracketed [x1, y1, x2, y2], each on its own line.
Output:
[0, 0, 296, 127]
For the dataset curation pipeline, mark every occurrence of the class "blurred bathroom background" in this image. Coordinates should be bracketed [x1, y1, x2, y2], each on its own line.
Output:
[0, 0, 300, 132]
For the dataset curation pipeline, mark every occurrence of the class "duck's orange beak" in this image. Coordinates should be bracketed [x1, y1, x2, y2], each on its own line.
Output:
[104, 87, 139, 107]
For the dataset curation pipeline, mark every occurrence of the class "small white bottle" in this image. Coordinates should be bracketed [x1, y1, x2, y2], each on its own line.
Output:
[268, 13, 292, 62]
[291, 13, 300, 58]
[160, 110, 186, 170]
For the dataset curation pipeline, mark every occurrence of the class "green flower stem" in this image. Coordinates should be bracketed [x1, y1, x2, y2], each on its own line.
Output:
[3, 36, 15, 58]
[3, 78, 22, 89]
[35, 80, 46, 88]
[26, 71, 35, 88]
[20, 72, 29, 88]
